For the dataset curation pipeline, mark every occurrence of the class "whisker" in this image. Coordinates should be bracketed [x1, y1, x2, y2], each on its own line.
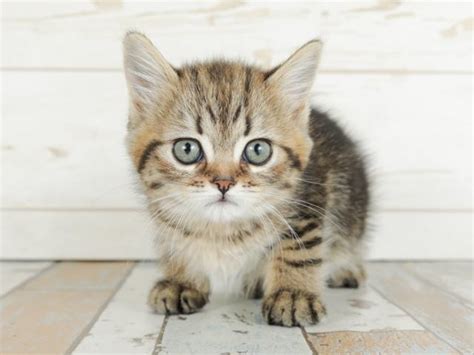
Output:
[264, 204, 307, 254]
[260, 192, 346, 235]
[294, 177, 348, 190]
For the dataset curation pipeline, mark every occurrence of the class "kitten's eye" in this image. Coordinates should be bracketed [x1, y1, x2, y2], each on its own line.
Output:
[243, 139, 272, 165]
[173, 139, 203, 164]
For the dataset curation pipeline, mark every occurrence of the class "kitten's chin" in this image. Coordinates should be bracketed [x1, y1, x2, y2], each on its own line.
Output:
[200, 199, 253, 223]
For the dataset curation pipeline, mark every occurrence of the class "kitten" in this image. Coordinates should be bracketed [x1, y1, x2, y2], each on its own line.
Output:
[123, 32, 369, 327]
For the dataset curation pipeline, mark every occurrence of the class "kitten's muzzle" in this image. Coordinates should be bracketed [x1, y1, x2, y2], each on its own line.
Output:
[212, 176, 235, 196]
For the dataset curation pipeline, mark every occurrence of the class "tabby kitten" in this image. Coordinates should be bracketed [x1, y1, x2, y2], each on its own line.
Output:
[123, 32, 369, 327]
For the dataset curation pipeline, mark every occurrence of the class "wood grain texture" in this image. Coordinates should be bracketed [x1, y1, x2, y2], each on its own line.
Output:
[2, 72, 471, 210]
[2, 1, 472, 71]
[23, 261, 135, 291]
[305, 286, 422, 333]
[73, 263, 165, 354]
[0, 262, 51, 296]
[307, 330, 457, 354]
[2, 210, 472, 260]
[369, 262, 474, 353]
[1, 261, 472, 353]
[403, 262, 473, 305]
[157, 297, 312, 354]
[157, 283, 423, 353]
[0, 262, 134, 354]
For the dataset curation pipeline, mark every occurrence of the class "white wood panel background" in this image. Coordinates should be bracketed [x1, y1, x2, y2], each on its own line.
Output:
[1, 0, 472, 260]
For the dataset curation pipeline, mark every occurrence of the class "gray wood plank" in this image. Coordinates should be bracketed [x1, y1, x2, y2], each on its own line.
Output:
[0, 261, 52, 296]
[305, 286, 422, 333]
[369, 262, 474, 353]
[404, 262, 473, 305]
[157, 296, 312, 354]
[73, 263, 165, 354]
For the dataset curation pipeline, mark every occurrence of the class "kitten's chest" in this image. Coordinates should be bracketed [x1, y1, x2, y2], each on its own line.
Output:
[158, 223, 276, 294]
[191, 238, 263, 294]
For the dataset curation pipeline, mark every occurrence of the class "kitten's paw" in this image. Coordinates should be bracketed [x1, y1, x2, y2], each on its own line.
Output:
[148, 279, 208, 315]
[326, 266, 366, 288]
[262, 289, 326, 327]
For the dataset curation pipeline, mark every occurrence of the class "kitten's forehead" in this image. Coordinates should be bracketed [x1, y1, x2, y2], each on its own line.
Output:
[176, 61, 271, 144]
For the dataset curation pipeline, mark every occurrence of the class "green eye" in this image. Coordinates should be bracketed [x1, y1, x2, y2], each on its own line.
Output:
[243, 139, 272, 165]
[172, 139, 203, 164]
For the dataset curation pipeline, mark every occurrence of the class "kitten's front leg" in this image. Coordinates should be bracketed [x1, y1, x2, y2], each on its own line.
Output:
[148, 260, 210, 315]
[262, 222, 326, 327]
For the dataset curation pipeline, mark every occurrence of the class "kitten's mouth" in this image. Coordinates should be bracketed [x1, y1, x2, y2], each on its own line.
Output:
[207, 197, 238, 206]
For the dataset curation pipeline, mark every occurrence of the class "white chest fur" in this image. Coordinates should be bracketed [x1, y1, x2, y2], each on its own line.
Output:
[156, 226, 276, 295]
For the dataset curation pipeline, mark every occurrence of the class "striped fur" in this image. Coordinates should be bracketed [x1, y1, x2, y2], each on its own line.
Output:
[123, 32, 369, 327]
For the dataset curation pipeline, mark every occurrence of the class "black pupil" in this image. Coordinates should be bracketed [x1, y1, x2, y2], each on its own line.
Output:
[184, 142, 192, 155]
[254, 143, 262, 155]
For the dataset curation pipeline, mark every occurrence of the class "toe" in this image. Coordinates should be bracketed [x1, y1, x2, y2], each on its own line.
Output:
[148, 280, 208, 315]
[263, 289, 325, 327]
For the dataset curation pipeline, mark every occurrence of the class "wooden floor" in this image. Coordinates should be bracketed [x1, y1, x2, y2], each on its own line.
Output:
[0, 262, 472, 354]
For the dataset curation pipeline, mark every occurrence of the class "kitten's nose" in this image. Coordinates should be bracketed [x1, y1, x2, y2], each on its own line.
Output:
[213, 176, 235, 196]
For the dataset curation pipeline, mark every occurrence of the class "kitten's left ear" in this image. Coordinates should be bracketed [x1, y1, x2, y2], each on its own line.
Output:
[266, 39, 323, 111]
[123, 31, 179, 112]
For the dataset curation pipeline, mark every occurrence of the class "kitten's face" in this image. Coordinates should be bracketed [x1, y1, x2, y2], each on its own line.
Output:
[123, 33, 321, 225]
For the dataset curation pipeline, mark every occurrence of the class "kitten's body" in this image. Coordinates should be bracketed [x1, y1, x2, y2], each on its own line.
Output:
[123, 33, 369, 327]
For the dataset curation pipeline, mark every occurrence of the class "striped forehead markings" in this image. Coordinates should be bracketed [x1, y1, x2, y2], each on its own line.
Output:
[244, 114, 252, 136]
[207, 104, 218, 123]
[196, 114, 203, 135]
[232, 104, 242, 122]
[187, 64, 255, 136]
[243, 67, 252, 136]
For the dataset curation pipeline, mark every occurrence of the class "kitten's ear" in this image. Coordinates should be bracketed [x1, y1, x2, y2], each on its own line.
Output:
[123, 31, 178, 111]
[266, 39, 323, 110]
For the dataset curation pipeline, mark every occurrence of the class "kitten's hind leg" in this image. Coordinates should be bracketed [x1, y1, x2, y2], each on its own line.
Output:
[326, 263, 366, 288]
[324, 238, 366, 289]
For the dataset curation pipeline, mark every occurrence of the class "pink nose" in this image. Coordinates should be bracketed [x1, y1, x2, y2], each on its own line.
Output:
[213, 177, 235, 195]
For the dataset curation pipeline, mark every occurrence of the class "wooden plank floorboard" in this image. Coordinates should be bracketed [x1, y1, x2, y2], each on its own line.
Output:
[0, 261, 134, 354]
[0, 261, 52, 297]
[1, 261, 472, 353]
[307, 330, 458, 354]
[404, 262, 473, 306]
[73, 262, 165, 354]
[23, 261, 135, 291]
[369, 262, 474, 353]
[304, 286, 422, 333]
[157, 297, 312, 355]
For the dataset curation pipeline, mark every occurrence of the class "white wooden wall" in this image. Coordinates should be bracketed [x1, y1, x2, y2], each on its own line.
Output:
[1, 1, 472, 260]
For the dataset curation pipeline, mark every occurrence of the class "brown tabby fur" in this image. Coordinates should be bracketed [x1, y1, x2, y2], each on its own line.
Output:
[123, 32, 369, 327]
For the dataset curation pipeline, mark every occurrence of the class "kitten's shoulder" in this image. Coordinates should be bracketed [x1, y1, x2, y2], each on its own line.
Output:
[308, 107, 354, 150]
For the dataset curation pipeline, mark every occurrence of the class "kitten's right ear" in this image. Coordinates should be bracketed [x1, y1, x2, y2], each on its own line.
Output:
[123, 31, 178, 111]
[265, 39, 322, 113]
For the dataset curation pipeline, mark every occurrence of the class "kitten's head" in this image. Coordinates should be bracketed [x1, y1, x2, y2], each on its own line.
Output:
[123, 32, 322, 224]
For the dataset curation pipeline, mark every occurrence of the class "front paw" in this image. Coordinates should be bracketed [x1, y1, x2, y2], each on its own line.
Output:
[262, 289, 326, 327]
[148, 279, 208, 315]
